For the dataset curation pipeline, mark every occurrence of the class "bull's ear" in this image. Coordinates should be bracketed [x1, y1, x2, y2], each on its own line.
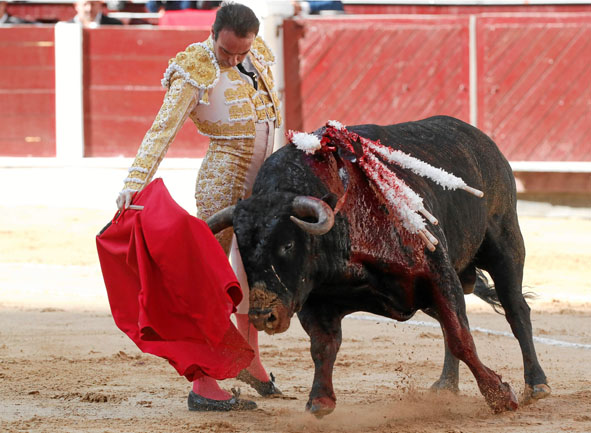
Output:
[320, 193, 338, 210]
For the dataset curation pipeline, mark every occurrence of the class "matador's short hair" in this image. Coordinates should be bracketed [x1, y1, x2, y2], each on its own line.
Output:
[212, 2, 260, 40]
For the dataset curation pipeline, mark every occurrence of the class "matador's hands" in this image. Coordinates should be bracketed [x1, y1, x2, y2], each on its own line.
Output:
[116, 190, 135, 210]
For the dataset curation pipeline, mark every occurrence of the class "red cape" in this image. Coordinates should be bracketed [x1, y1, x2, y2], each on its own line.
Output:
[96, 178, 254, 381]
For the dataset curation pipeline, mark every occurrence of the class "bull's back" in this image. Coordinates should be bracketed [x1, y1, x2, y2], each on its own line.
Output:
[348, 116, 517, 263]
[258, 115, 516, 263]
[349, 116, 515, 209]
[349, 116, 513, 195]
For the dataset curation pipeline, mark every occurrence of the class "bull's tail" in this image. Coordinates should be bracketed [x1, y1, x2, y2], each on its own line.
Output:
[473, 269, 504, 314]
[473, 269, 537, 315]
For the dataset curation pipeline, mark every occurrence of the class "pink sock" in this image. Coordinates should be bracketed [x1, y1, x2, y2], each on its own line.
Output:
[192, 376, 231, 401]
[235, 313, 270, 382]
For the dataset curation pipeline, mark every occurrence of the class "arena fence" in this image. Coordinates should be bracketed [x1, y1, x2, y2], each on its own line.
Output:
[0, 7, 589, 193]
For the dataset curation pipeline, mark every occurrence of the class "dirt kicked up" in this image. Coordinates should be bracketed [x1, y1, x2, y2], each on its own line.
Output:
[1, 205, 590, 433]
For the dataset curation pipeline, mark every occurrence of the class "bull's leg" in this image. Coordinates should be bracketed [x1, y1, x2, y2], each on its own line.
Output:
[297, 303, 344, 418]
[424, 264, 479, 393]
[478, 213, 550, 403]
[431, 270, 518, 413]
[423, 308, 460, 393]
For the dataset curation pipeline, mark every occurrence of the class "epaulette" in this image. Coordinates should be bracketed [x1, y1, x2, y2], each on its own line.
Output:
[161, 42, 220, 91]
[250, 36, 275, 67]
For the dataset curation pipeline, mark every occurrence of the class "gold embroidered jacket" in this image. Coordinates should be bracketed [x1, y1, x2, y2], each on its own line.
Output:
[123, 36, 282, 192]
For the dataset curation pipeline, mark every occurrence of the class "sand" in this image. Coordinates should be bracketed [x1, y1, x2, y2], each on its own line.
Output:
[1, 204, 590, 433]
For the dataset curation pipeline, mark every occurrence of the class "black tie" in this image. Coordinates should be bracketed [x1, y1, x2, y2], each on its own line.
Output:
[236, 63, 258, 90]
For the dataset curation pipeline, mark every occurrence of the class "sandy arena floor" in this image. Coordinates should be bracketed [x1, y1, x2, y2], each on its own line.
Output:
[1, 204, 590, 433]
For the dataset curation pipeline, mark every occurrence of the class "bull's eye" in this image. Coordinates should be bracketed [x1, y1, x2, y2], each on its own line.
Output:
[280, 241, 294, 255]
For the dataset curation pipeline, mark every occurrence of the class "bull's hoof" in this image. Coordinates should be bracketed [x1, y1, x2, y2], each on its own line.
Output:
[430, 378, 460, 394]
[305, 397, 335, 419]
[522, 383, 551, 405]
[486, 381, 519, 413]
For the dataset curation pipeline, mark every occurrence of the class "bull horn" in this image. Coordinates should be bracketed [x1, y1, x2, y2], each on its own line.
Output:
[206, 205, 235, 234]
[290, 196, 335, 235]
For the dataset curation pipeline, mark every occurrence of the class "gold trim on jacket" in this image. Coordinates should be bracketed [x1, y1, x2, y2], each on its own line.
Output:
[123, 36, 281, 192]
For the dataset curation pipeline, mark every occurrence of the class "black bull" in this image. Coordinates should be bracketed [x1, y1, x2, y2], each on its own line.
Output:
[208, 116, 550, 417]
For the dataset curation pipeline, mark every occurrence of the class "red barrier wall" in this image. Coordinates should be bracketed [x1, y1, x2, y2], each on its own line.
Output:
[83, 27, 210, 157]
[477, 14, 591, 161]
[345, 4, 591, 15]
[7, 2, 151, 24]
[7, 2, 76, 23]
[0, 27, 56, 156]
[1, 11, 590, 167]
[284, 16, 470, 132]
[284, 13, 591, 162]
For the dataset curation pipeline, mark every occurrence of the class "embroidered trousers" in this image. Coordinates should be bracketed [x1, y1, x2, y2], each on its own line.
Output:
[194, 122, 275, 313]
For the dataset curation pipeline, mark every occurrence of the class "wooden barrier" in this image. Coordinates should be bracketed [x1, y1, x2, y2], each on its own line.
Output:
[477, 14, 591, 162]
[344, 4, 591, 15]
[284, 15, 470, 132]
[82, 27, 210, 157]
[284, 13, 591, 163]
[0, 26, 56, 156]
[1, 10, 589, 187]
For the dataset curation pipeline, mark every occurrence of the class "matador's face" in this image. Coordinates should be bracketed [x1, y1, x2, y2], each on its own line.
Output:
[212, 28, 255, 68]
[75, 0, 102, 23]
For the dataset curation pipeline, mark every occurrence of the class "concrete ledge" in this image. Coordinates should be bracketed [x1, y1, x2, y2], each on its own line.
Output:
[3, 157, 589, 171]
[514, 171, 591, 194]
[1, 158, 588, 208]
[510, 161, 591, 173]
[0, 157, 202, 170]
[0, 159, 201, 212]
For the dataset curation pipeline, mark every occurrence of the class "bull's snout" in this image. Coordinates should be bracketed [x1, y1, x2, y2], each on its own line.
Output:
[248, 308, 278, 332]
[248, 286, 293, 335]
